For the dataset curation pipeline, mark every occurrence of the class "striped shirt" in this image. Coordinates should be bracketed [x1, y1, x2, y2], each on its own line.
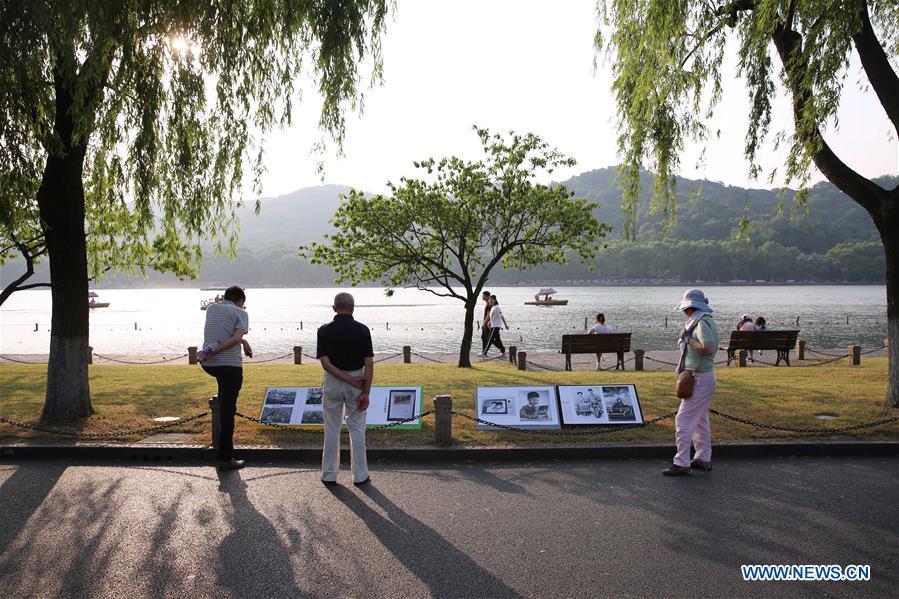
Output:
[202, 300, 249, 367]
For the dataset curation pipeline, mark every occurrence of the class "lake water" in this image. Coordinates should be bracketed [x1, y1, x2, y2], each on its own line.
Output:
[0, 285, 888, 355]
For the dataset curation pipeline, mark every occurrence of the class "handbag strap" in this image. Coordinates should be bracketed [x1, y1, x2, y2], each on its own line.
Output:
[676, 317, 704, 374]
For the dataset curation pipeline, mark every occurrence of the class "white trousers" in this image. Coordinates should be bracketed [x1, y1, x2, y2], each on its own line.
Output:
[321, 369, 369, 483]
[673, 370, 716, 467]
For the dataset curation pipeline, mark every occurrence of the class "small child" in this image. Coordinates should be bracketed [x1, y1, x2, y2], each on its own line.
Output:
[588, 313, 613, 370]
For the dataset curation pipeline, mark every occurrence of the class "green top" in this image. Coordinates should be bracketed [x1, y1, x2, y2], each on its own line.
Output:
[684, 314, 718, 373]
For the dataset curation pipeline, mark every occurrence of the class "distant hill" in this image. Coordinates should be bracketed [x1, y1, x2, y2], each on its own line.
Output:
[1, 170, 893, 288]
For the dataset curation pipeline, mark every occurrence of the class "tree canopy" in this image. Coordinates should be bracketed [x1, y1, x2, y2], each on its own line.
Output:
[304, 127, 610, 366]
[597, 0, 899, 407]
[0, 0, 388, 420]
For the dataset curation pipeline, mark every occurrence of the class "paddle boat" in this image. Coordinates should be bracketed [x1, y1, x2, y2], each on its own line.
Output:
[524, 287, 568, 306]
[88, 291, 110, 308]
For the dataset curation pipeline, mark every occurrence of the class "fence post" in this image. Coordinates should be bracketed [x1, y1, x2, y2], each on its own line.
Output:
[434, 395, 453, 447]
[208, 395, 220, 452]
[293, 346, 302, 365]
[87, 346, 93, 365]
[517, 351, 527, 371]
[403, 345, 411, 364]
[509, 345, 517, 365]
[796, 339, 806, 360]
[188, 346, 198, 365]
[849, 345, 861, 366]
[738, 349, 747, 367]
[633, 349, 644, 371]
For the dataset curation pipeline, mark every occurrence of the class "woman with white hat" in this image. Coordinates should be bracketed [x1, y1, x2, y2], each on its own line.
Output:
[664, 289, 720, 476]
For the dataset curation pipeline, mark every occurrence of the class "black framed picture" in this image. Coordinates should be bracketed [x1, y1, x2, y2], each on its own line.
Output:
[387, 389, 417, 421]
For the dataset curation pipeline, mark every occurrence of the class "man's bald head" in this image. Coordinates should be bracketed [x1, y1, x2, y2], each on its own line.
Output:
[333, 292, 355, 313]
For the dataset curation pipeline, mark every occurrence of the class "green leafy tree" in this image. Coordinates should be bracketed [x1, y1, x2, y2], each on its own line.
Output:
[0, 0, 388, 420]
[304, 128, 610, 367]
[598, 0, 899, 407]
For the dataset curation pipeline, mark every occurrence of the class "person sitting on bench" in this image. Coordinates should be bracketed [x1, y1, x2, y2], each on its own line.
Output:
[588, 313, 613, 370]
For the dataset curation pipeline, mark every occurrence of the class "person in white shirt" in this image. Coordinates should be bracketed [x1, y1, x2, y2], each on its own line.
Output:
[737, 314, 756, 331]
[588, 313, 613, 370]
[481, 295, 509, 356]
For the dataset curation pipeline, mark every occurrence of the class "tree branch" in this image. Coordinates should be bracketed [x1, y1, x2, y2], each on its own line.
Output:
[772, 25, 888, 215]
[851, 0, 899, 135]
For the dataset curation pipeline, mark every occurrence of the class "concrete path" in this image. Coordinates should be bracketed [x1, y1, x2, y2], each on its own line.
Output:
[1, 456, 896, 598]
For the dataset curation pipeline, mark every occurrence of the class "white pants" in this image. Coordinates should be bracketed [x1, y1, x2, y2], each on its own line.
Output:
[321, 369, 369, 483]
[673, 370, 716, 467]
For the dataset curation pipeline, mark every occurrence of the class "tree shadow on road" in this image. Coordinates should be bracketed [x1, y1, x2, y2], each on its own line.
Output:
[0, 463, 66, 558]
[327, 483, 522, 599]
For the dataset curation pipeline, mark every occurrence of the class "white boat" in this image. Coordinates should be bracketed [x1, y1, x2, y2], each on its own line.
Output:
[88, 291, 110, 309]
[524, 287, 568, 306]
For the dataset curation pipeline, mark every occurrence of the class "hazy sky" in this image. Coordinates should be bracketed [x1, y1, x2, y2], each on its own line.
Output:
[255, 1, 898, 198]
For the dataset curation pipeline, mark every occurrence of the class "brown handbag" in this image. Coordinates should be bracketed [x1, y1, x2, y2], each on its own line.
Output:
[675, 370, 695, 399]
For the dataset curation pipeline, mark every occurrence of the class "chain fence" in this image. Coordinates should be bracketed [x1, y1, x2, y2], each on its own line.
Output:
[236, 410, 432, 431]
[452, 410, 678, 436]
[0, 355, 44, 364]
[0, 411, 209, 439]
[92, 352, 190, 365]
[708, 409, 899, 434]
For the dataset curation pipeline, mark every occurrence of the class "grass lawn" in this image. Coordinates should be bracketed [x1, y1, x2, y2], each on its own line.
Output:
[1, 358, 897, 446]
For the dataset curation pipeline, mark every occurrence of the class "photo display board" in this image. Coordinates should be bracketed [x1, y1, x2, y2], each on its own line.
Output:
[475, 386, 561, 430]
[557, 384, 644, 425]
[259, 386, 423, 429]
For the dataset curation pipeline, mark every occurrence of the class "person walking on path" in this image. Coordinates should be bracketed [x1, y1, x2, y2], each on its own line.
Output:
[316, 292, 374, 486]
[588, 312, 613, 369]
[198, 285, 253, 470]
[664, 289, 719, 476]
[480, 290, 492, 354]
[481, 295, 509, 356]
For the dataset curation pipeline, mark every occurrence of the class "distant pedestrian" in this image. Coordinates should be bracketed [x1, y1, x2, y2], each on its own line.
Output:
[754, 316, 767, 331]
[481, 295, 509, 356]
[588, 313, 613, 369]
[664, 289, 719, 476]
[198, 285, 253, 470]
[480, 290, 492, 354]
[316, 292, 373, 486]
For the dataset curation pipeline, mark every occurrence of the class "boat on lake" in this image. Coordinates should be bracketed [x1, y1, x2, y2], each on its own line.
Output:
[524, 287, 568, 306]
[88, 291, 110, 308]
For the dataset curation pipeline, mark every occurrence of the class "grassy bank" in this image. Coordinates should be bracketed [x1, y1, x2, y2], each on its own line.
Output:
[1, 359, 897, 446]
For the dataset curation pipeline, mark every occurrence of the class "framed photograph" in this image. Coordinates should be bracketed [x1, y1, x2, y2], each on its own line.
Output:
[367, 386, 423, 429]
[387, 389, 416, 421]
[602, 385, 642, 423]
[305, 387, 323, 404]
[481, 398, 509, 415]
[300, 408, 324, 424]
[260, 406, 292, 424]
[264, 388, 298, 406]
[475, 386, 560, 430]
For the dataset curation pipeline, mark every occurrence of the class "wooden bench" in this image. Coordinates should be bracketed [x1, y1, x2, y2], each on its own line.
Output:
[561, 333, 632, 371]
[726, 330, 800, 366]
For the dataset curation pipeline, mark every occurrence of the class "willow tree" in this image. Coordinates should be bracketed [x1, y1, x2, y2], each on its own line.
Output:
[304, 128, 609, 367]
[0, 0, 388, 421]
[598, 0, 899, 407]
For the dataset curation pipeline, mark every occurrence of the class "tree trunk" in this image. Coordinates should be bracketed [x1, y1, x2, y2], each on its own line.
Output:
[458, 297, 476, 367]
[877, 209, 899, 408]
[37, 68, 92, 421]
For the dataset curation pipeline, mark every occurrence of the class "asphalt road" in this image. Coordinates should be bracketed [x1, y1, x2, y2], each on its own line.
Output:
[0, 456, 896, 599]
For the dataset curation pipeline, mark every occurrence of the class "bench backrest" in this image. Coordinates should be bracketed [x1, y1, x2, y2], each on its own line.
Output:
[727, 330, 799, 350]
[561, 333, 632, 353]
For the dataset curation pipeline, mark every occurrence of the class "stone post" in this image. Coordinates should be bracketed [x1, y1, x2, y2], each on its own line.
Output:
[738, 349, 747, 368]
[293, 346, 302, 365]
[403, 345, 411, 364]
[434, 395, 453, 447]
[517, 351, 527, 371]
[87, 346, 93, 365]
[509, 346, 517, 365]
[188, 346, 198, 365]
[849, 345, 861, 366]
[208, 395, 220, 451]
[633, 349, 644, 371]
[796, 339, 806, 360]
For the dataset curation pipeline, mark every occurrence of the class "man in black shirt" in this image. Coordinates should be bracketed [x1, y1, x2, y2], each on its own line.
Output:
[316, 292, 374, 485]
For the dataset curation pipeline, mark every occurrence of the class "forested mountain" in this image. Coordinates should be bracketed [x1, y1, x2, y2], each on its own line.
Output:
[1, 169, 891, 288]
